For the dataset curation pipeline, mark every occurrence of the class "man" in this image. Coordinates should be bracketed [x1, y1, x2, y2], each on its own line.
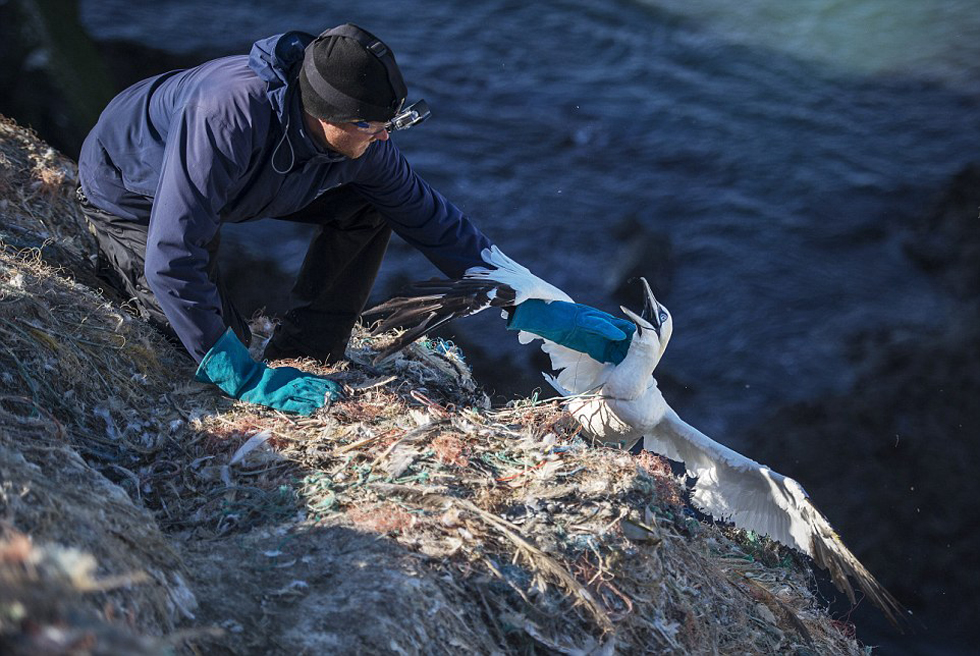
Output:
[77, 23, 626, 415]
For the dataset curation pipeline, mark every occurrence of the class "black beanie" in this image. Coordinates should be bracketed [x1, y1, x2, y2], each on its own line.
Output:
[299, 24, 407, 123]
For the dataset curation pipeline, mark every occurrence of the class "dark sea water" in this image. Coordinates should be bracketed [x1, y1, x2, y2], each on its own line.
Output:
[80, 0, 980, 432]
[79, 1, 980, 652]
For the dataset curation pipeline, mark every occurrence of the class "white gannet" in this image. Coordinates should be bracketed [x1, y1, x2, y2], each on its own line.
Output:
[543, 279, 905, 627]
[539, 280, 671, 449]
[365, 262, 906, 628]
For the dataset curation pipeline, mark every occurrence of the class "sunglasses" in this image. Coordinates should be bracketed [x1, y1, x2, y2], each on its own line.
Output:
[351, 99, 431, 135]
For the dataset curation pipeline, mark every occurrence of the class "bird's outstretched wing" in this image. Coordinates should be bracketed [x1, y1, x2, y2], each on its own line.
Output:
[535, 339, 613, 395]
[364, 270, 908, 629]
[462, 245, 572, 305]
[363, 278, 516, 362]
[646, 406, 908, 629]
[363, 246, 571, 362]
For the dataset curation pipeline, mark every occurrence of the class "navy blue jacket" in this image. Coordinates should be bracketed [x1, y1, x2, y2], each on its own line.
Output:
[78, 32, 492, 362]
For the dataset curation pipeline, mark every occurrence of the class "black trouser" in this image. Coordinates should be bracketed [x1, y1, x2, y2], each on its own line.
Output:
[265, 187, 391, 361]
[77, 186, 391, 361]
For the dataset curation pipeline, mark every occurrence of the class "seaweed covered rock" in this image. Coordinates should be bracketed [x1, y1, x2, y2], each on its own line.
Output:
[0, 0, 115, 157]
[1, 115, 867, 654]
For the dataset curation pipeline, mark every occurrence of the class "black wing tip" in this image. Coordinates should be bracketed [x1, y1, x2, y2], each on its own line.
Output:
[362, 275, 517, 363]
[812, 536, 912, 633]
[369, 314, 439, 364]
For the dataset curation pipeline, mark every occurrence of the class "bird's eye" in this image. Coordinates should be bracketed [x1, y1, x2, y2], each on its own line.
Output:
[660, 312, 668, 323]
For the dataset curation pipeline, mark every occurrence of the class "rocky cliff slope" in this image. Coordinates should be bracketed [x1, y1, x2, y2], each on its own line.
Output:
[0, 116, 867, 654]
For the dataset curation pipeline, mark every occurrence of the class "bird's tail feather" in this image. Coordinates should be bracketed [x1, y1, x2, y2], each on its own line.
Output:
[365, 295, 456, 335]
[542, 372, 572, 396]
[369, 312, 447, 363]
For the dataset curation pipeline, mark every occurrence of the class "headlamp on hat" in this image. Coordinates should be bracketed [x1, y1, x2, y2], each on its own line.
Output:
[382, 99, 431, 132]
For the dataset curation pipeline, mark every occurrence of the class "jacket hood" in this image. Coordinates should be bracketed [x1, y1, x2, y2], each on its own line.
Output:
[249, 31, 347, 169]
[248, 31, 315, 119]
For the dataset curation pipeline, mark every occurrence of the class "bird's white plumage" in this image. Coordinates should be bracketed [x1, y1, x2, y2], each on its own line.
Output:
[643, 408, 811, 552]
[540, 340, 614, 395]
[464, 246, 573, 305]
[526, 280, 904, 626]
[368, 267, 904, 625]
[520, 280, 813, 548]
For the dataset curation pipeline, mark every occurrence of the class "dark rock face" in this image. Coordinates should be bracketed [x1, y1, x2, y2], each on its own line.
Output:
[904, 163, 980, 300]
[744, 164, 980, 651]
[0, 0, 208, 159]
[0, 0, 115, 158]
[604, 214, 676, 307]
[91, 39, 215, 100]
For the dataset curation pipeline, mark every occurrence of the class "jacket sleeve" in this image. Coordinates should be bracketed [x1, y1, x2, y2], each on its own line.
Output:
[143, 103, 251, 362]
[350, 140, 493, 278]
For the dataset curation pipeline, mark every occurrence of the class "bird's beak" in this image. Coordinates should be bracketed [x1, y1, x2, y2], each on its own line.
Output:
[620, 277, 664, 337]
[621, 306, 646, 337]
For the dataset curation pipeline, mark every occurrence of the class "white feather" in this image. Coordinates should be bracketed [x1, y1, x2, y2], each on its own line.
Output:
[229, 430, 274, 466]
[644, 408, 814, 553]
[542, 373, 572, 396]
[464, 246, 573, 305]
[540, 340, 613, 394]
[529, 286, 905, 625]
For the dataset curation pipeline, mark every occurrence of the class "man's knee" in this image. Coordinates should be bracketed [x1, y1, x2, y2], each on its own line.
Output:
[351, 204, 390, 236]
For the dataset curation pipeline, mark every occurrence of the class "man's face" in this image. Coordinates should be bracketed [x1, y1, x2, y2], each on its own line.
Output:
[304, 113, 390, 159]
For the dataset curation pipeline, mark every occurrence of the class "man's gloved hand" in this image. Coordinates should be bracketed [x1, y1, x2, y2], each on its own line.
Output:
[195, 328, 342, 415]
[506, 299, 636, 364]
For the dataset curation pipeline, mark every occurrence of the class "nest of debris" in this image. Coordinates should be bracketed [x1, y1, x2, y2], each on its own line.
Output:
[188, 332, 862, 653]
[1, 116, 865, 654]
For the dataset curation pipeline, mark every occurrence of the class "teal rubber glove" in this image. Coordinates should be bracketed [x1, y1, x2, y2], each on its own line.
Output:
[195, 328, 342, 415]
[506, 299, 636, 364]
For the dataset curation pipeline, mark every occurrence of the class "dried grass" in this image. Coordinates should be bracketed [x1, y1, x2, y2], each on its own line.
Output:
[178, 332, 860, 654]
[0, 115, 867, 654]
